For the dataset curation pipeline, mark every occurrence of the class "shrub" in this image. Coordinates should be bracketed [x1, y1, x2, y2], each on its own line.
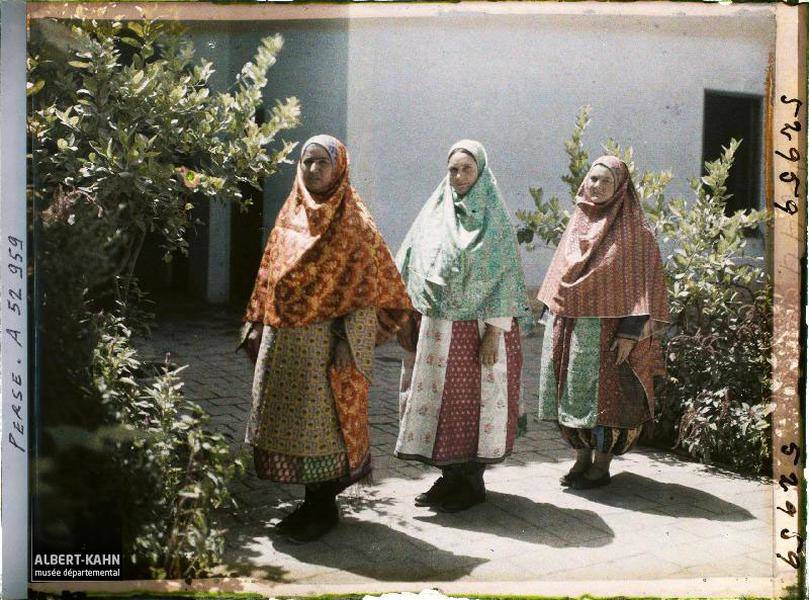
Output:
[92, 311, 243, 579]
[28, 19, 298, 576]
[517, 107, 773, 475]
[643, 141, 772, 474]
[29, 19, 300, 294]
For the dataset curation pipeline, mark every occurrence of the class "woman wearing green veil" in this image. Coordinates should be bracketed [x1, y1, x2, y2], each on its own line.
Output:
[394, 140, 531, 513]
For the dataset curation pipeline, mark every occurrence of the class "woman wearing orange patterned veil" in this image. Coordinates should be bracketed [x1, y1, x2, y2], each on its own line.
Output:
[537, 156, 670, 490]
[241, 135, 411, 543]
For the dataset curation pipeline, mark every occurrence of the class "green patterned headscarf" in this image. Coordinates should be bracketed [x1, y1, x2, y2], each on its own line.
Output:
[395, 140, 531, 325]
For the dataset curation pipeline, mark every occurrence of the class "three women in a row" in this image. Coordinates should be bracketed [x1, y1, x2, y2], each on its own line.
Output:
[242, 134, 669, 543]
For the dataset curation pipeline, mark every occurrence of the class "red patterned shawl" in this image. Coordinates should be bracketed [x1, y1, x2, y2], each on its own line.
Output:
[537, 156, 670, 328]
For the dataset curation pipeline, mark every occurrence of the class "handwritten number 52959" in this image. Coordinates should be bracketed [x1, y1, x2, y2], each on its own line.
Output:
[775, 96, 803, 214]
[776, 442, 803, 569]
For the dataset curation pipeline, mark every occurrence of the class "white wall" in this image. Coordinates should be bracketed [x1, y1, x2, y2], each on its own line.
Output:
[344, 12, 775, 286]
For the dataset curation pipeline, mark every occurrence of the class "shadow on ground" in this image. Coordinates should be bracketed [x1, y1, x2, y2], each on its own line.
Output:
[341, 487, 411, 527]
[564, 471, 756, 520]
[222, 507, 487, 581]
[415, 491, 614, 548]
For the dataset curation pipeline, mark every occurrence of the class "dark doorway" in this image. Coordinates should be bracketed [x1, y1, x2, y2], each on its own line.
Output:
[135, 232, 191, 295]
[230, 186, 264, 306]
[702, 90, 763, 216]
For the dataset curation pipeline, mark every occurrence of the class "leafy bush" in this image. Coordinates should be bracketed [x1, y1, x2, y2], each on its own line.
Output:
[518, 106, 773, 475]
[92, 311, 243, 579]
[644, 141, 772, 474]
[28, 19, 298, 576]
[29, 19, 300, 294]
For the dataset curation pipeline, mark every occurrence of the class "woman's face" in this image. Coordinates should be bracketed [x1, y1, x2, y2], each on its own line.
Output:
[584, 164, 616, 204]
[301, 144, 335, 195]
[448, 151, 479, 197]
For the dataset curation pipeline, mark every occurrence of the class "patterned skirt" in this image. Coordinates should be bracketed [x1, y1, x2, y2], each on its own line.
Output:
[245, 307, 376, 485]
[538, 313, 661, 455]
[396, 316, 522, 466]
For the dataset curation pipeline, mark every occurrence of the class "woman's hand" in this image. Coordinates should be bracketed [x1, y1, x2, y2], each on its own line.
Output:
[480, 324, 501, 366]
[610, 337, 636, 365]
[396, 314, 418, 353]
[245, 323, 264, 363]
[333, 340, 354, 369]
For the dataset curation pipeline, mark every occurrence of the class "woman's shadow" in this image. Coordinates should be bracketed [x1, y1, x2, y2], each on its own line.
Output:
[563, 471, 757, 521]
[414, 490, 614, 548]
[285, 518, 488, 581]
[222, 494, 487, 582]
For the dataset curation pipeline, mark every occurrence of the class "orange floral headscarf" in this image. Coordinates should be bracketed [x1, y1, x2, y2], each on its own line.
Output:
[244, 135, 412, 334]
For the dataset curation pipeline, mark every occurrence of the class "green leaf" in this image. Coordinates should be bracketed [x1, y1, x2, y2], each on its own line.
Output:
[27, 80, 45, 96]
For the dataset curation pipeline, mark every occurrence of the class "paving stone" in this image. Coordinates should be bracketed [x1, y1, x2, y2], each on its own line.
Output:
[132, 301, 776, 586]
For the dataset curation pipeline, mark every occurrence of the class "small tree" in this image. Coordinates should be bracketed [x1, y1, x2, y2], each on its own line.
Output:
[642, 141, 772, 473]
[515, 105, 589, 250]
[29, 19, 300, 297]
[517, 107, 773, 474]
[516, 106, 673, 248]
[28, 19, 299, 577]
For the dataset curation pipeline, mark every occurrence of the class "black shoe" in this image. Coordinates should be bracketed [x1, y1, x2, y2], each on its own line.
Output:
[274, 501, 313, 535]
[286, 501, 339, 544]
[572, 471, 611, 490]
[415, 476, 456, 507]
[438, 481, 485, 513]
[560, 469, 586, 487]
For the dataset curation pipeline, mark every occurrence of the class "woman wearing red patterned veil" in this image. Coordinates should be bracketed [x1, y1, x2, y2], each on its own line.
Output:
[240, 135, 412, 543]
[537, 156, 670, 490]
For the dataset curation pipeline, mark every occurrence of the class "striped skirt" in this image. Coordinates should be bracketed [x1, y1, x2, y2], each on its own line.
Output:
[395, 316, 522, 466]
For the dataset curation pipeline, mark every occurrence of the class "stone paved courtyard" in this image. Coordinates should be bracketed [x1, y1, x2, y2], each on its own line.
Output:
[134, 300, 775, 597]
